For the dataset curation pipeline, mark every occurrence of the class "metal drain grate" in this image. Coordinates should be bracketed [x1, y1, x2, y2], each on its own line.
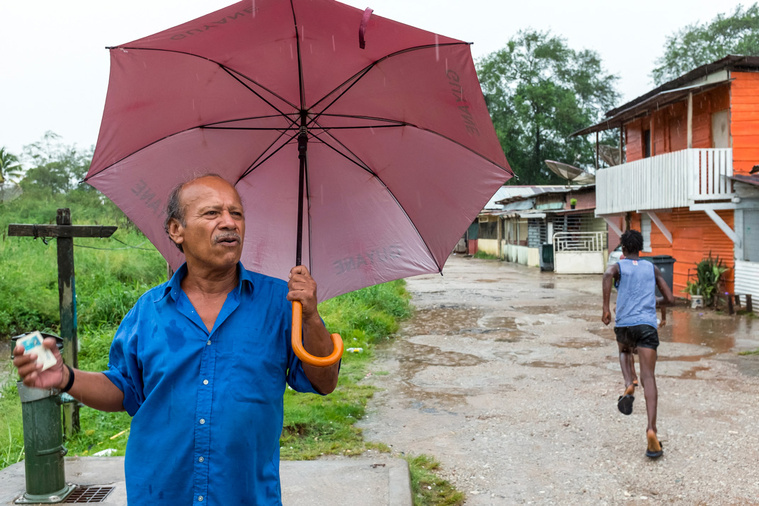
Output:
[63, 486, 115, 503]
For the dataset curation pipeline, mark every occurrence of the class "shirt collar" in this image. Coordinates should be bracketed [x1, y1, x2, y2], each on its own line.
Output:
[157, 262, 254, 303]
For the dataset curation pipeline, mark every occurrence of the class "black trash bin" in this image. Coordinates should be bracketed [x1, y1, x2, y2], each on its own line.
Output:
[539, 243, 554, 272]
[641, 255, 676, 297]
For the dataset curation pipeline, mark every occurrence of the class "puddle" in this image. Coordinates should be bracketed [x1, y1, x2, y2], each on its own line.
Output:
[517, 305, 558, 316]
[678, 365, 711, 379]
[552, 340, 606, 349]
[522, 360, 579, 369]
[590, 307, 756, 362]
[397, 341, 483, 375]
[403, 307, 482, 336]
[475, 279, 499, 283]
[540, 283, 555, 289]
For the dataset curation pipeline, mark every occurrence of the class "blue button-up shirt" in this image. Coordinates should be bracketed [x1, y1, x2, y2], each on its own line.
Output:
[104, 263, 319, 505]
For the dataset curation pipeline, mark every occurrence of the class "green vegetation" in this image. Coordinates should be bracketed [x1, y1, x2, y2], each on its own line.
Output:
[407, 454, 465, 506]
[682, 253, 729, 307]
[0, 136, 463, 503]
[652, 3, 759, 85]
[473, 250, 498, 260]
[477, 30, 619, 184]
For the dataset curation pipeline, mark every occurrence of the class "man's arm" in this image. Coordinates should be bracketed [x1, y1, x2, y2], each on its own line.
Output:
[287, 266, 340, 394]
[13, 338, 125, 412]
[601, 263, 619, 326]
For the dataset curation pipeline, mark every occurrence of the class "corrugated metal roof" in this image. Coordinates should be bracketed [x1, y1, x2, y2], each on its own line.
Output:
[731, 174, 759, 188]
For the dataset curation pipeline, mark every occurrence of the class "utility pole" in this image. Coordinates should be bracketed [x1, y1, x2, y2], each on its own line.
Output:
[8, 208, 116, 436]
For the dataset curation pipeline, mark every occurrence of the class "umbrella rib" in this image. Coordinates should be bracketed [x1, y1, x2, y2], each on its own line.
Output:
[312, 113, 514, 178]
[236, 129, 300, 182]
[308, 42, 468, 120]
[309, 127, 444, 273]
[113, 46, 300, 117]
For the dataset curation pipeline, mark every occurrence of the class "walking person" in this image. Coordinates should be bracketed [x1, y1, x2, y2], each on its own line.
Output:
[602, 230, 674, 458]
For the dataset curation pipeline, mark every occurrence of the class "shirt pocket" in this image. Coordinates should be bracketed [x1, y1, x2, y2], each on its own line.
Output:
[230, 330, 287, 403]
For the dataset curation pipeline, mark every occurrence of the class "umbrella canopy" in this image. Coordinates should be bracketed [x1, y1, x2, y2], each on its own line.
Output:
[86, 0, 513, 302]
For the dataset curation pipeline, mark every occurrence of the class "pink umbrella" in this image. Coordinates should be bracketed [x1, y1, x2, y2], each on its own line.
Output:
[85, 0, 513, 365]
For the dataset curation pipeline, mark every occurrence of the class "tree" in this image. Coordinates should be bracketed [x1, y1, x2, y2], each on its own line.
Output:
[0, 147, 23, 187]
[652, 3, 759, 85]
[478, 30, 619, 184]
[21, 131, 93, 195]
[0, 147, 24, 203]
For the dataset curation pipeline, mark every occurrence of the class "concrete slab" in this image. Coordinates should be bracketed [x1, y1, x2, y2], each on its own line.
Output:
[0, 454, 411, 505]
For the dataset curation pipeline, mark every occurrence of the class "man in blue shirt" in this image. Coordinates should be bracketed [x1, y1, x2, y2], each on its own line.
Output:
[13, 174, 340, 504]
[602, 229, 673, 459]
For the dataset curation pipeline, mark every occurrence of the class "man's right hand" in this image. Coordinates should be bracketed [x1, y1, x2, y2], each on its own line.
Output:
[12, 338, 66, 390]
[602, 309, 612, 326]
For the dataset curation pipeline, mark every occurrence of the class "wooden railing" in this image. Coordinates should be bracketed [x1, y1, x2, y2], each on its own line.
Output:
[596, 148, 733, 215]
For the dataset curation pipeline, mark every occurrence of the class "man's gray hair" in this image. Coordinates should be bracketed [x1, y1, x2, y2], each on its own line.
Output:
[164, 173, 229, 252]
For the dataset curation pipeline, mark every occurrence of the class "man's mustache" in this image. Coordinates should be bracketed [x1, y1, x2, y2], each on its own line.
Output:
[214, 232, 242, 244]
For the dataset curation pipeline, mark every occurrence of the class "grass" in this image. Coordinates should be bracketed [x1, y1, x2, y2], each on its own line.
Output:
[0, 189, 463, 503]
[473, 250, 498, 260]
[407, 454, 465, 505]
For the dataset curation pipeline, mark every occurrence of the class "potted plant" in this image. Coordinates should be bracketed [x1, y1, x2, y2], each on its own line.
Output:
[569, 198, 577, 209]
[683, 253, 729, 308]
[683, 280, 704, 308]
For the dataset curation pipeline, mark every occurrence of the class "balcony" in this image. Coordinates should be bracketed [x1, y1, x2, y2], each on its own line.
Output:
[595, 148, 733, 215]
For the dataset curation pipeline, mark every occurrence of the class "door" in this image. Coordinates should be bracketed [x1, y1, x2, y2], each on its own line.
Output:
[712, 110, 729, 148]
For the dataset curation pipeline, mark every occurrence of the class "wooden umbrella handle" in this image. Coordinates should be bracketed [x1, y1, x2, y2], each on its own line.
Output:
[292, 301, 344, 367]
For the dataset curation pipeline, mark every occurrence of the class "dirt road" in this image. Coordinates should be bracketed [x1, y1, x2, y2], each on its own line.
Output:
[357, 255, 759, 504]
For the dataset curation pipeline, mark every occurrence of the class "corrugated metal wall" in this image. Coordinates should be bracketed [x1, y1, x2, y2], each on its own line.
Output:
[625, 86, 729, 162]
[734, 261, 759, 301]
[632, 209, 735, 295]
[730, 72, 759, 176]
[743, 210, 759, 262]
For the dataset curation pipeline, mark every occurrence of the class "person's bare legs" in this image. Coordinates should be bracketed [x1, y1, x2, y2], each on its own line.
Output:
[637, 346, 662, 456]
[628, 350, 638, 388]
[618, 342, 636, 396]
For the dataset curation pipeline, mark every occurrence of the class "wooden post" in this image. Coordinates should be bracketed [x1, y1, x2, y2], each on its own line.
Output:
[687, 92, 693, 149]
[8, 209, 116, 436]
[595, 131, 599, 170]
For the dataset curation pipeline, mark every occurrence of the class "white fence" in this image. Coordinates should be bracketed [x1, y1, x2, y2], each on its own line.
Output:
[552, 231, 605, 274]
[596, 148, 733, 215]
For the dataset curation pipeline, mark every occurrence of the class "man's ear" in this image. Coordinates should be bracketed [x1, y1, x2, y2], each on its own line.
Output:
[168, 218, 184, 248]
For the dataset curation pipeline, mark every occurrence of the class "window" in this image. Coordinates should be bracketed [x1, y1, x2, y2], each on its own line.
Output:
[643, 129, 651, 158]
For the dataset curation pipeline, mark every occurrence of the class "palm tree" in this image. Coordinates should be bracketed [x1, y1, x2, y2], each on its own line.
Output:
[0, 147, 22, 187]
[0, 147, 23, 203]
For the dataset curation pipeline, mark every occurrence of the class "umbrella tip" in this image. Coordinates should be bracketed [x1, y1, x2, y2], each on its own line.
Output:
[359, 8, 373, 49]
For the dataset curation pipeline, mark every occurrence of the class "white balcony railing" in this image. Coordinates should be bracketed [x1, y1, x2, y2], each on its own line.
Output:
[596, 148, 733, 215]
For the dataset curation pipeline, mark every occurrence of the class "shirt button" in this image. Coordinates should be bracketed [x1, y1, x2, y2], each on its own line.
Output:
[207, 340, 211, 346]
[198, 496, 204, 502]
[203, 379, 209, 385]
[199, 456, 204, 462]
[199, 418, 205, 425]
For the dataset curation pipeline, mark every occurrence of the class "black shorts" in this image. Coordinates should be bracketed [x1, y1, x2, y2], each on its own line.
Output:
[614, 324, 659, 351]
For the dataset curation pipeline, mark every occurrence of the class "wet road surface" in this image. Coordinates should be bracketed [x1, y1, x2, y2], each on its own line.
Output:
[358, 255, 759, 504]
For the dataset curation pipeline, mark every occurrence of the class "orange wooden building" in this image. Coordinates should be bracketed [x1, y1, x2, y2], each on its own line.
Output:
[574, 55, 759, 301]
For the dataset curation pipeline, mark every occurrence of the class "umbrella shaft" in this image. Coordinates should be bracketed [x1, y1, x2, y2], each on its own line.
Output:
[296, 129, 308, 267]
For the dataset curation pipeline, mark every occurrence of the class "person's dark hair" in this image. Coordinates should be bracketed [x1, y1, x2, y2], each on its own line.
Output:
[164, 173, 227, 252]
[620, 229, 643, 255]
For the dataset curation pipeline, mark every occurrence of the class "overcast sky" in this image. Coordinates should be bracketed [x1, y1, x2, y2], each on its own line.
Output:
[0, 0, 748, 156]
